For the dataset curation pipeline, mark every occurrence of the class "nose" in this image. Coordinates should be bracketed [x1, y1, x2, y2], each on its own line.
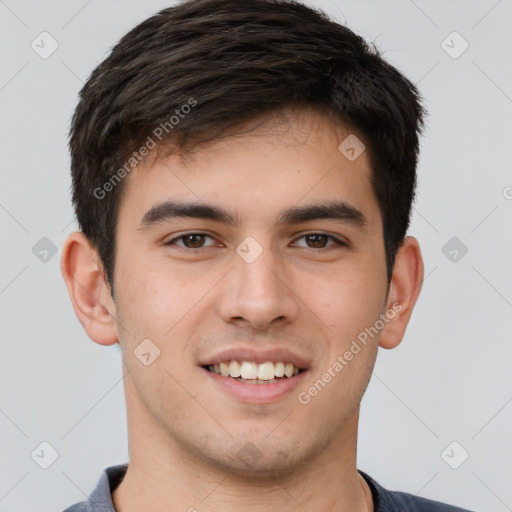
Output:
[217, 241, 300, 330]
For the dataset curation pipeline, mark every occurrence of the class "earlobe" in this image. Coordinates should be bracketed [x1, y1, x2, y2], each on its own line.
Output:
[60, 232, 119, 346]
[379, 236, 424, 350]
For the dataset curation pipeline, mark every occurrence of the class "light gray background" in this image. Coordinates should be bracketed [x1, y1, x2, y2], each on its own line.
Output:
[0, 1, 511, 511]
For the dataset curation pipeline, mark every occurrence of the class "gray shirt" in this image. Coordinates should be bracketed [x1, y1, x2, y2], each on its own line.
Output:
[62, 464, 475, 512]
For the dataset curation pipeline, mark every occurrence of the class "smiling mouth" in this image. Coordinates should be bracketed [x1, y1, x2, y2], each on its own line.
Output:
[203, 360, 305, 384]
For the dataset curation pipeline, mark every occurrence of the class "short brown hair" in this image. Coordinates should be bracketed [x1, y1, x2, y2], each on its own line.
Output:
[69, 0, 427, 295]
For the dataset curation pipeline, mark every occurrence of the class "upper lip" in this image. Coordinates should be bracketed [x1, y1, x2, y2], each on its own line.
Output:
[199, 347, 311, 370]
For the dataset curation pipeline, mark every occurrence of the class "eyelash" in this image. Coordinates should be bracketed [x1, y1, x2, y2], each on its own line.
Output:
[164, 232, 347, 250]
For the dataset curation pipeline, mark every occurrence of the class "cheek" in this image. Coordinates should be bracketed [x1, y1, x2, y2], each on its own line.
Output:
[305, 269, 386, 339]
[117, 255, 204, 334]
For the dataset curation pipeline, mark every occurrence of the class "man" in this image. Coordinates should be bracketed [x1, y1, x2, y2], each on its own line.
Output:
[60, 0, 474, 510]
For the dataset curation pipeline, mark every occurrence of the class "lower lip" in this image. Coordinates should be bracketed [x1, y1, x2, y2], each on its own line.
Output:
[202, 367, 308, 403]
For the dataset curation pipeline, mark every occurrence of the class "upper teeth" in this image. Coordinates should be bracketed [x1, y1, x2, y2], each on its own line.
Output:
[209, 361, 300, 380]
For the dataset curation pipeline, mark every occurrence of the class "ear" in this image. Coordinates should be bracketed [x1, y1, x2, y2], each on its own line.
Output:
[379, 236, 424, 350]
[60, 231, 119, 346]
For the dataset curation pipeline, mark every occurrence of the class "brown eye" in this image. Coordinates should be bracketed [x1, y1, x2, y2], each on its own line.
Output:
[165, 233, 216, 249]
[182, 234, 206, 248]
[293, 233, 345, 249]
[305, 234, 329, 248]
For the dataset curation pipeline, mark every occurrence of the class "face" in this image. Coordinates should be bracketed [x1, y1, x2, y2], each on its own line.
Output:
[112, 108, 390, 477]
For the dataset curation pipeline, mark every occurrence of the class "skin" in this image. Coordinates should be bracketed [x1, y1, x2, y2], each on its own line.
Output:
[61, 107, 424, 512]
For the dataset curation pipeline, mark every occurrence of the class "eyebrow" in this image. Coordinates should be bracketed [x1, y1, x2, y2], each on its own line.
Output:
[138, 199, 368, 231]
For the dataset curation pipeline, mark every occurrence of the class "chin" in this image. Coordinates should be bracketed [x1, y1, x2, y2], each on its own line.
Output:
[196, 436, 322, 481]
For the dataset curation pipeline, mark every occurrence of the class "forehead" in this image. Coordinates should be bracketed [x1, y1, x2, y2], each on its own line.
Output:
[117, 107, 381, 231]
